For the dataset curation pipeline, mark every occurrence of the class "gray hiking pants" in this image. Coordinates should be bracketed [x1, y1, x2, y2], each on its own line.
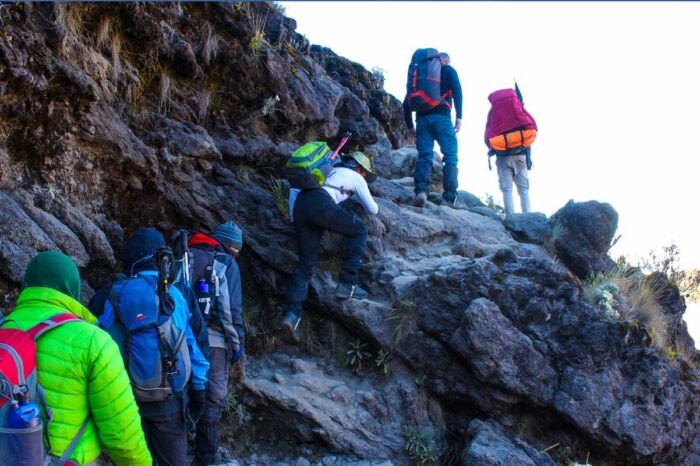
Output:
[496, 154, 531, 215]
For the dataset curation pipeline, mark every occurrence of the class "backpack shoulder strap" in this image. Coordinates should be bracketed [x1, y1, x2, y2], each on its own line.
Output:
[27, 313, 82, 340]
[324, 169, 353, 196]
[53, 415, 91, 464]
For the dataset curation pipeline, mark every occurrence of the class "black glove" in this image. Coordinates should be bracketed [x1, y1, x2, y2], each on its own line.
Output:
[188, 388, 206, 423]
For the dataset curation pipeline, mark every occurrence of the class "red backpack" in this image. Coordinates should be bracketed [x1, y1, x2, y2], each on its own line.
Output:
[0, 313, 88, 466]
[484, 85, 538, 168]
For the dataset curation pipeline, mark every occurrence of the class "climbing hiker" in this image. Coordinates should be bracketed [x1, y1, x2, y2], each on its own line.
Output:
[282, 150, 379, 334]
[1, 251, 152, 466]
[89, 228, 209, 466]
[484, 83, 538, 215]
[404, 50, 463, 207]
[186, 220, 246, 466]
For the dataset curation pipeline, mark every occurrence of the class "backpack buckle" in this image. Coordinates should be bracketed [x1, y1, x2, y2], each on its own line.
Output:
[164, 357, 180, 376]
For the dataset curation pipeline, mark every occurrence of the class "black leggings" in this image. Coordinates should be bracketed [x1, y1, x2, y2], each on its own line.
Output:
[285, 188, 367, 317]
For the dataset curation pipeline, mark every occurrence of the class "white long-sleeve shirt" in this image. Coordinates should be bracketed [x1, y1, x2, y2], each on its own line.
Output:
[289, 167, 379, 221]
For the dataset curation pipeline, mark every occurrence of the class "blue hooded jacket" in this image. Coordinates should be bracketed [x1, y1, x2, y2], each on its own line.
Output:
[91, 228, 209, 417]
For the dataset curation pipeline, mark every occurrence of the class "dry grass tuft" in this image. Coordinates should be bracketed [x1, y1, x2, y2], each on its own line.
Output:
[388, 299, 418, 348]
[158, 74, 171, 114]
[197, 89, 210, 123]
[96, 16, 111, 50]
[585, 267, 671, 352]
[199, 23, 221, 66]
[111, 33, 122, 81]
[268, 177, 290, 221]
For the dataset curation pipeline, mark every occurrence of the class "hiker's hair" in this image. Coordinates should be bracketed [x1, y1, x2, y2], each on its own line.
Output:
[438, 53, 450, 64]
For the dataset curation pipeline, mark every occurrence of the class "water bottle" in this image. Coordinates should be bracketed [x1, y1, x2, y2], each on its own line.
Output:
[197, 278, 210, 295]
[197, 278, 211, 320]
[8, 400, 41, 428]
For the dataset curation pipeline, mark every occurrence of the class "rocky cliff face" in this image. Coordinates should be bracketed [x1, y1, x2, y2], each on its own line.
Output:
[1, 3, 699, 466]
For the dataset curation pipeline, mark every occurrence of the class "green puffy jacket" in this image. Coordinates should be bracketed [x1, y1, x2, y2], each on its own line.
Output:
[2, 287, 152, 465]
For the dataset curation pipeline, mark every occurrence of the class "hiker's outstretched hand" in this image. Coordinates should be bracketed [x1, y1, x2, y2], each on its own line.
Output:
[454, 118, 462, 133]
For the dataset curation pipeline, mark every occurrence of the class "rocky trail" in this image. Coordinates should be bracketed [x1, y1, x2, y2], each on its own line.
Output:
[1, 3, 699, 465]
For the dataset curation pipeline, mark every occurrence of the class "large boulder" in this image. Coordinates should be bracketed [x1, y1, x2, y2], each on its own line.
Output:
[372, 147, 443, 190]
[462, 419, 557, 466]
[549, 200, 619, 279]
[243, 354, 444, 461]
[503, 212, 551, 245]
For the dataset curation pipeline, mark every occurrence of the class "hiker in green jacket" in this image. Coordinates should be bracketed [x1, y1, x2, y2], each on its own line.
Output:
[1, 251, 152, 465]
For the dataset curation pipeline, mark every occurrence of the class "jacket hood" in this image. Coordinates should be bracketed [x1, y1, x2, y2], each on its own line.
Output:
[122, 228, 165, 273]
[10, 287, 97, 328]
[189, 232, 221, 248]
[22, 251, 81, 302]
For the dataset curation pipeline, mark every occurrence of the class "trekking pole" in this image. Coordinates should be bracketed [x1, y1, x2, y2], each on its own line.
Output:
[171, 229, 191, 286]
[330, 132, 352, 160]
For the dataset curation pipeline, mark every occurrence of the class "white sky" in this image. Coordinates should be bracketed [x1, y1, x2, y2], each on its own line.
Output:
[282, 1, 700, 345]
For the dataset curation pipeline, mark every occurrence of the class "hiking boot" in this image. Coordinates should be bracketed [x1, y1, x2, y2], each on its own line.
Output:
[415, 191, 427, 207]
[281, 311, 301, 334]
[335, 283, 369, 300]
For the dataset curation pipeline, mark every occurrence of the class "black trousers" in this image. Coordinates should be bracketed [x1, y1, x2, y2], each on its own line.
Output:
[141, 412, 188, 466]
[194, 348, 229, 466]
[285, 188, 368, 317]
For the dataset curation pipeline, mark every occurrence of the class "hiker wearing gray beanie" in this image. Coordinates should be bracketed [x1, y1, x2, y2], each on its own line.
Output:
[187, 220, 246, 466]
[211, 220, 243, 253]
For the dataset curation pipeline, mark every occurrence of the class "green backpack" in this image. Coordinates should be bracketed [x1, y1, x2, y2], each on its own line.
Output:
[285, 141, 334, 189]
[285, 133, 351, 190]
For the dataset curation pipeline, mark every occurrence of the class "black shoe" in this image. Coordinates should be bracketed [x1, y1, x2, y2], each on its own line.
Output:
[281, 311, 301, 333]
[335, 283, 369, 299]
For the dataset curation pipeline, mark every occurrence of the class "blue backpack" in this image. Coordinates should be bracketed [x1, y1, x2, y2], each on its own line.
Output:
[405, 48, 444, 113]
[100, 275, 191, 403]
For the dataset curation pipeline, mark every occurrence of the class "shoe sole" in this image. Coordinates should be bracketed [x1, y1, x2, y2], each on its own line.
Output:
[335, 292, 368, 300]
[415, 197, 426, 207]
[281, 321, 301, 343]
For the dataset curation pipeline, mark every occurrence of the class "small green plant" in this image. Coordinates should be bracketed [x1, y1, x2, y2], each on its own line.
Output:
[250, 30, 265, 56]
[483, 193, 505, 218]
[370, 66, 386, 87]
[414, 374, 427, 387]
[236, 165, 256, 185]
[583, 265, 670, 353]
[404, 428, 439, 465]
[268, 177, 290, 221]
[45, 182, 59, 201]
[667, 348, 678, 360]
[345, 339, 371, 372]
[248, 5, 269, 58]
[224, 393, 249, 429]
[261, 95, 280, 116]
[375, 349, 391, 375]
[388, 299, 417, 347]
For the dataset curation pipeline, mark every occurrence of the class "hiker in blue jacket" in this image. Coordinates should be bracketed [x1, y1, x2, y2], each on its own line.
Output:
[403, 52, 463, 207]
[89, 228, 209, 466]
